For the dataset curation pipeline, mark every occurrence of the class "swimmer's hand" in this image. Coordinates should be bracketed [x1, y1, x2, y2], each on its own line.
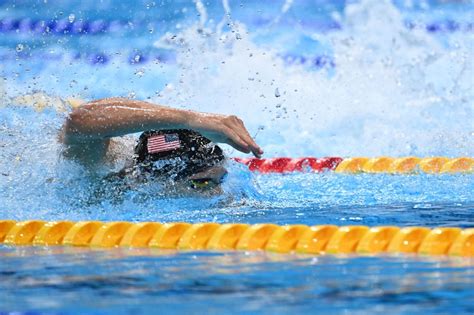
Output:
[188, 112, 264, 158]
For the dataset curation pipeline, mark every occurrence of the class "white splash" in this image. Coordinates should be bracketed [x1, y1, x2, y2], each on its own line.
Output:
[153, 0, 473, 157]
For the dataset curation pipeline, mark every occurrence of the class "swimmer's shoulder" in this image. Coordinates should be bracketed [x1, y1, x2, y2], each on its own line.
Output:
[58, 124, 110, 164]
[59, 128, 135, 166]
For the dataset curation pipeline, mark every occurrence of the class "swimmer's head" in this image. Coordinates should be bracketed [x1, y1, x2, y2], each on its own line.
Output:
[134, 129, 226, 181]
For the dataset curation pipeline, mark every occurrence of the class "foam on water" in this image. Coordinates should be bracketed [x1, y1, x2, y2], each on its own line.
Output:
[153, 0, 473, 157]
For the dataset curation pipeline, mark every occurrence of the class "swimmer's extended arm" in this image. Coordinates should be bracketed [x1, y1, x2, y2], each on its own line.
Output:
[61, 98, 263, 162]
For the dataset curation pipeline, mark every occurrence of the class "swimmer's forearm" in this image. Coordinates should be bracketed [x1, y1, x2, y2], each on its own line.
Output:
[64, 98, 196, 139]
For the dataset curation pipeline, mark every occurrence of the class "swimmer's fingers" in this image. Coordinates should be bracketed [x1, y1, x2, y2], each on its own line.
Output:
[221, 126, 252, 154]
[193, 112, 263, 157]
[237, 121, 263, 158]
[225, 116, 263, 158]
[238, 129, 262, 158]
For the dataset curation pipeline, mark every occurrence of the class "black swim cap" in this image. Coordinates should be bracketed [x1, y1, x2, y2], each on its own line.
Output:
[134, 129, 224, 179]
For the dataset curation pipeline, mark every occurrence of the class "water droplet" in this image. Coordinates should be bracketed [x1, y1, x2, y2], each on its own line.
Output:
[134, 68, 145, 77]
[68, 14, 75, 23]
[16, 44, 24, 52]
[69, 80, 78, 88]
[235, 33, 242, 40]
[274, 88, 281, 97]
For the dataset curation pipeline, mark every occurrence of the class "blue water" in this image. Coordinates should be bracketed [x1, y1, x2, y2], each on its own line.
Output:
[1, 0, 474, 314]
[1, 248, 473, 315]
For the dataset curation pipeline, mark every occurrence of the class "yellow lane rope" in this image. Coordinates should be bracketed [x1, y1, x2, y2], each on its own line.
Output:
[335, 157, 474, 173]
[0, 220, 472, 257]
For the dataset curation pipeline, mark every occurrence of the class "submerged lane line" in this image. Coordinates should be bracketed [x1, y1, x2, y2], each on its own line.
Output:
[0, 220, 472, 257]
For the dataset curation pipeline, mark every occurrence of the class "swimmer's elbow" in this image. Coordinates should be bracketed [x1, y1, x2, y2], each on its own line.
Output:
[62, 107, 100, 141]
[63, 109, 84, 134]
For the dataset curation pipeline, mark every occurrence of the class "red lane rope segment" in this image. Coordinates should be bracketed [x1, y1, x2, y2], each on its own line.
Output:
[233, 157, 343, 173]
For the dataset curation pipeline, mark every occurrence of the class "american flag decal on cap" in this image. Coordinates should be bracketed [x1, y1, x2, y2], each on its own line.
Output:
[147, 133, 181, 153]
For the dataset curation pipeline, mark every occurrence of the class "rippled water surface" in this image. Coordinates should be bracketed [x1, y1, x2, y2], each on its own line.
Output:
[1, 247, 473, 315]
[1, 0, 474, 314]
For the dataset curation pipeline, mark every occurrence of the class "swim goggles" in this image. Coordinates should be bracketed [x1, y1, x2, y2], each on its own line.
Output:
[189, 174, 226, 189]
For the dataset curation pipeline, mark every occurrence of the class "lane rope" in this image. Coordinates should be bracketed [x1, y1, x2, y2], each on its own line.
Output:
[233, 157, 474, 174]
[0, 220, 472, 257]
[2, 50, 333, 69]
[1, 17, 471, 36]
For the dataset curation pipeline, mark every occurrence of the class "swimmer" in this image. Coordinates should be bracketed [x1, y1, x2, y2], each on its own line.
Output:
[60, 98, 263, 194]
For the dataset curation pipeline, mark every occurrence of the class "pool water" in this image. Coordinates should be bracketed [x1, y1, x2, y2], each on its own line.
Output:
[1, 247, 473, 314]
[1, 0, 474, 314]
